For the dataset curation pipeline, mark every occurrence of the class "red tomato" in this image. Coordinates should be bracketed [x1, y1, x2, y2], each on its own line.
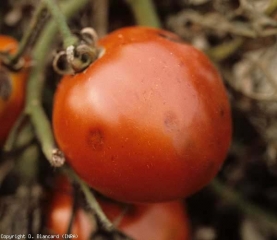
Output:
[101, 199, 191, 240]
[0, 35, 29, 146]
[46, 176, 191, 240]
[46, 176, 94, 239]
[53, 26, 232, 203]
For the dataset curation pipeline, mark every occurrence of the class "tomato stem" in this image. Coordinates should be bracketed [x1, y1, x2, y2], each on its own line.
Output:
[16, 143, 40, 184]
[4, 113, 27, 151]
[4, 122, 38, 185]
[43, 0, 78, 48]
[206, 38, 244, 62]
[20, 4, 115, 232]
[62, 166, 115, 232]
[264, 0, 277, 15]
[4, 0, 91, 161]
[8, 3, 48, 67]
[91, 0, 109, 38]
[23, 0, 90, 161]
[126, 0, 162, 28]
[27, 102, 55, 160]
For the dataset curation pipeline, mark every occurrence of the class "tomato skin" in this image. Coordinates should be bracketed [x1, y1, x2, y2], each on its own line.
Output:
[101, 200, 191, 240]
[53, 26, 232, 203]
[0, 35, 29, 146]
[46, 177, 190, 240]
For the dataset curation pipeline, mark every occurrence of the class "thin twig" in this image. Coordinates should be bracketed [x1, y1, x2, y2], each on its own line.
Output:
[91, 0, 108, 38]
[25, 0, 90, 162]
[206, 37, 244, 62]
[265, 0, 277, 15]
[8, 2, 48, 66]
[62, 166, 114, 232]
[43, 0, 78, 48]
[3, 113, 27, 152]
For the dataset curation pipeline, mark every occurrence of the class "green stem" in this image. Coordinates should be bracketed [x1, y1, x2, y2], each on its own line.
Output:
[26, 103, 55, 160]
[211, 178, 277, 233]
[206, 37, 244, 62]
[63, 166, 114, 231]
[3, 113, 27, 152]
[9, 2, 47, 66]
[126, 0, 161, 28]
[15, 143, 40, 184]
[43, 0, 78, 47]
[25, 0, 90, 161]
[91, 0, 109, 37]
[265, 0, 277, 15]
[2, 123, 37, 186]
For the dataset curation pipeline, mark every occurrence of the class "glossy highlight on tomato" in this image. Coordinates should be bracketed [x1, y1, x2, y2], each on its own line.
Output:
[0, 35, 29, 146]
[53, 26, 232, 203]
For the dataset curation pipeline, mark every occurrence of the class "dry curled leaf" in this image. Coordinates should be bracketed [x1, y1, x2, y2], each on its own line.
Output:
[232, 45, 277, 165]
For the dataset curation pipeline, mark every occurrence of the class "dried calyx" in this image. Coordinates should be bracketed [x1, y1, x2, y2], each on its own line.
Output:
[53, 28, 101, 75]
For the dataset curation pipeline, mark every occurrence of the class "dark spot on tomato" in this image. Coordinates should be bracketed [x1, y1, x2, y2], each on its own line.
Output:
[164, 111, 179, 132]
[87, 129, 104, 151]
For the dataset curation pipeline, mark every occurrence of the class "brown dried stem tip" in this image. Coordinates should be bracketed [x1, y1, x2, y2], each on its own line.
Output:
[53, 27, 100, 75]
[51, 148, 65, 167]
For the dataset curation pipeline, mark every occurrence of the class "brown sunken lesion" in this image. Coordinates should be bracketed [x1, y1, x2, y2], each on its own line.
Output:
[87, 128, 104, 151]
[164, 111, 179, 133]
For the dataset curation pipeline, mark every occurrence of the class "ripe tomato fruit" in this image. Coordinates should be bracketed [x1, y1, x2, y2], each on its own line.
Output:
[100, 199, 191, 240]
[46, 176, 191, 240]
[53, 26, 232, 203]
[0, 35, 29, 146]
[46, 177, 94, 239]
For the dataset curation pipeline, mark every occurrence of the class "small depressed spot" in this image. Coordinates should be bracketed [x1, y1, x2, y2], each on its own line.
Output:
[164, 111, 179, 132]
[87, 129, 104, 151]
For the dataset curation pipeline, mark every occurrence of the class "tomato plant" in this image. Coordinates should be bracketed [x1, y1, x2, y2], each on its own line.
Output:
[46, 176, 190, 240]
[0, 35, 29, 146]
[53, 26, 232, 203]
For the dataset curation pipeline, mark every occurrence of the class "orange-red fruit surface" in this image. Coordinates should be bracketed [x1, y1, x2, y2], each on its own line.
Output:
[53, 27, 232, 203]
